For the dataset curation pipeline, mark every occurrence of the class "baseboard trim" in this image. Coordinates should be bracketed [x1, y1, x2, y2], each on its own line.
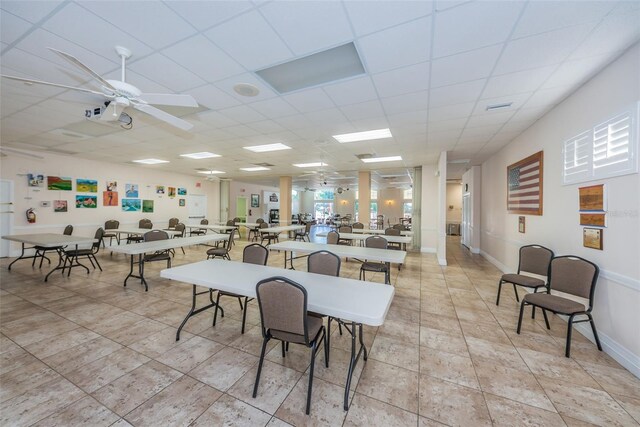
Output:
[438, 257, 447, 266]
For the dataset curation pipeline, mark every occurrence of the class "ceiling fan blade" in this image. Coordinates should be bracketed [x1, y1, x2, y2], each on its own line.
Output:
[1, 74, 105, 96]
[133, 103, 193, 131]
[137, 93, 198, 107]
[47, 47, 116, 91]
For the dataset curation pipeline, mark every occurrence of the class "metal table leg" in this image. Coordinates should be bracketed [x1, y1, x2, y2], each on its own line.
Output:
[123, 254, 148, 291]
[176, 284, 225, 341]
[343, 321, 367, 410]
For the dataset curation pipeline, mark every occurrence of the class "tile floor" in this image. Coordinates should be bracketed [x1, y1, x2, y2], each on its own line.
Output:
[1, 232, 639, 426]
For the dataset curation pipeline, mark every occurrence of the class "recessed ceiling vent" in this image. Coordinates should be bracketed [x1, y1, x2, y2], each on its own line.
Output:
[253, 162, 274, 167]
[355, 154, 373, 160]
[486, 102, 512, 111]
[256, 42, 365, 93]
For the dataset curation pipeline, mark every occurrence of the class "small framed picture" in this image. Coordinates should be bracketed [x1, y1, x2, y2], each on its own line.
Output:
[179, 198, 186, 207]
[583, 227, 603, 250]
[518, 216, 525, 233]
[251, 194, 260, 208]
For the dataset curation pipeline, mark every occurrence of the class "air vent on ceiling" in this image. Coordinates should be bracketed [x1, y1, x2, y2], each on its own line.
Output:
[194, 167, 210, 171]
[46, 148, 79, 155]
[253, 162, 274, 167]
[486, 102, 512, 111]
[355, 154, 373, 160]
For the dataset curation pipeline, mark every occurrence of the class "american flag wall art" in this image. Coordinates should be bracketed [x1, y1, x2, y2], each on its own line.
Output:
[507, 151, 543, 215]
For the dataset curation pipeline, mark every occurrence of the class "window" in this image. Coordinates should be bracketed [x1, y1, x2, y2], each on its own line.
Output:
[563, 104, 638, 185]
[314, 189, 334, 200]
[371, 190, 378, 199]
[403, 202, 412, 217]
[370, 201, 378, 220]
[314, 202, 333, 219]
[403, 188, 413, 200]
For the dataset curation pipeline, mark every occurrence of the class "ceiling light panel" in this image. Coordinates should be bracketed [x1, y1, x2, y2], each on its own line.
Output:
[180, 152, 220, 159]
[243, 143, 291, 152]
[361, 156, 403, 163]
[198, 170, 225, 174]
[333, 128, 392, 143]
[133, 159, 169, 164]
[240, 166, 270, 171]
[293, 162, 328, 168]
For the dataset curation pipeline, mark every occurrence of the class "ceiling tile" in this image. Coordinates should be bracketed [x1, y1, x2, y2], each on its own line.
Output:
[481, 66, 555, 99]
[472, 92, 531, 116]
[80, 1, 196, 50]
[381, 90, 429, 115]
[428, 102, 475, 122]
[260, 1, 352, 55]
[466, 110, 515, 128]
[164, 0, 254, 31]
[323, 76, 378, 107]
[541, 54, 610, 90]
[1, 48, 88, 87]
[372, 61, 430, 98]
[432, 1, 522, 58]
[430, 45, 501, 88]
[283, 88, 336, 113]
[0, 0, 63, 24]
[218, 104, 266, 124]
[357, 16, 431, 74]
[344, 1, 432, 37]
[522, 85, 572, 110]
[128, 53, 206, 92]
[0, 12, 32, 45]
[186, 84, 241, 111]
[248, 97, 299, 119]
[428, 79, 485, 108]
[205, 10, 293, 70]
[569, 8, 640, 59]
[339, 100, 385, 122]
[215, 72, 279, 102]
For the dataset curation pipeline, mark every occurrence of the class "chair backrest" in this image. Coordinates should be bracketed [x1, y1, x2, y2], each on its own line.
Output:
[352, 222, 364, 229]
[366, 235, 388, 250]
[200, 219, 209, 225]
[257, 218, 265, 224]
[338, 225, 352, 233]
[392, 223, 406, 231]
[104, 220, 119, 230]
[308, 250, 340, 277]
[139, 219, 153, 229]
[326, 231, 339, 244]
[92, 227, 105, 251]
[233, 217, 240, 223]
[168, 218, 179, 228]
[63, 225, 74, 235]
[304, 222, 313, 233]
[224, 228, 235, 248]
[549, 256, 599, 303]
[260, 222, 270, 229]
[256, 277, 309, 343]
[518, 245, 554, 277]
[144, 230, 169, 242]
[226, 219, 235, 226]
[243, 244, 269, 266]
[385, 227, 401, 236]
[175, 223, 186, 236]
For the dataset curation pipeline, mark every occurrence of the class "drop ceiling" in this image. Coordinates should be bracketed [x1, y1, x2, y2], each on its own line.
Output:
[1, 1, 638, 181]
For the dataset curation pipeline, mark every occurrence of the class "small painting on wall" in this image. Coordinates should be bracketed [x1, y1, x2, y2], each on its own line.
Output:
[125, 183, 139, 198]
[76, 179, 98, 193]
[28, 173, 45, 187]
[53, 200, 67, 212]
[156, 185, 165, 194]
[583, 227, 603, 250]
[251, 194, 260, 208]
[518, 216, 525, 233]
[122, 198, 141, 212]
[106, 181, 117, 192]
[179, 198, 186, 207]
[103, 191, 118, 207]
[47, 176, 72, 191]
[177, 187, 187, 196]
[142, 199, 154, 213]
[168, 187, 176, 198]
[76, 195, 97, 208]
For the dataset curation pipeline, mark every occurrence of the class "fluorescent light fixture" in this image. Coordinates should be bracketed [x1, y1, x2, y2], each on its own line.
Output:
[486, 102, 513, 111]
[198, 170, 225, 175]
[240, 166, 270, 172]
[293, 162, 328, 168]
[180, 152, 220, 159]
[333, 128, 392, 143]
[133, 158, 169, 164]
[243, 143, 291, 153]
[361, 156, 402, 163]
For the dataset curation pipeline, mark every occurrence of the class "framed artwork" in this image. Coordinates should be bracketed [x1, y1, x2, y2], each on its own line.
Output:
[518, 216, 525, 233]
[156, 185, 165, 194]
[178, 187, 187, 196]
[179, 198, 186, 207]
[580, 213, 606, 227]
[103, 191, 118, 206]
[76, 179, 98, 193]
[583, 228, 603, 250]
[142, 199, 154, 213]
[579, 184, 606, 211]
[28, 173, 44, 187]
[507, 151, 543, 215]
[168, 187, 176, 198]
[251, 194, 260, 208]
[47, 176, 72, 191]
[125, 183, 139, 198]
[269, 193, 279, 202]
[106, 181, 117, 192]
[76, 195, 97, 208]
[53, 200, 67, 212]
[122, 198, 141, 212]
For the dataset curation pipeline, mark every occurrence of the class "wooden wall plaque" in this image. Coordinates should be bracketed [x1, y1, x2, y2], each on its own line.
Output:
[579, 184, 605, 211]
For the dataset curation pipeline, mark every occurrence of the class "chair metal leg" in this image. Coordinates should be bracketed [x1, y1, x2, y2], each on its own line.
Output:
[281, 341, 286, 358]
[306, 339, 318, 415]
[516, 302, 526, 334]
[566, 314, 575, 357]
[92, 254, 102, 271]
[253, 336, 269, 398]
[542, 309, 551, 329]
[241, 297, 249, 334]
[213, 292, 222, 326]
[326, 317, 331, 365]
[512, 283, 519, 302]
[496, 280, 503, 305]
[588, 313, 603, 351]
[323, 329, 329, 368]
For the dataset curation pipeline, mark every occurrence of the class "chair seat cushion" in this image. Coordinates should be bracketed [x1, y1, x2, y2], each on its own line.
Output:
[65, 249, 92, 256]
[144, 253, 170, 262]
[103, 232, 117, 237]
[207, 248, 228, 256]
[35, 245, 62, 250]
[270, 315, 323, 344]
[523, 292, 586, 314]
[361, 261, 387, 272]
[501, 273, 545, 288]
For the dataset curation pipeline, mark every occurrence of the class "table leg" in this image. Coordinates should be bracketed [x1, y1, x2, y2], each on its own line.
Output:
[385, 262, 391, 285]
[176, 284, 224, 341]
[123, 254, 148, 291]
[343, 321, 367, 410]
[44, 248, 66, 282]
[7, 243, 27, 271]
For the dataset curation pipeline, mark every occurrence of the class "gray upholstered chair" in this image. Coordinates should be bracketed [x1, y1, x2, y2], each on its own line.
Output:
[337, 225, 353, 246]
[127, 219, 152, 243]
[62, 227, 104, 275]
[295, 222, 313, 242]
[172, 223, 186, 255]
[253, 277, 328, 414]
[232, 217, 242, 239]
[260, 222, 278, 246]
[213, 244, 269, 334]
[496, 245, 554, 306]
[33, 224, 73, 268]
[384, 227, 401, 250]
[249, 218, 265, 242]
[167, 217, 179, 229]
[352, 222, 364, 230]
[103, 220, 119, 247]
[189, 219, 209, 236]
[359, 235, 390, 284]
[326, 230, 339, 245]
[206, 230, 234, 260]
[517, 255, 601, 357]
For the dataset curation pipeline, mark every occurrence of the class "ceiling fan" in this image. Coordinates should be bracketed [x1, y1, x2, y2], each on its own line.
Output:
[1, 46, 198, 131]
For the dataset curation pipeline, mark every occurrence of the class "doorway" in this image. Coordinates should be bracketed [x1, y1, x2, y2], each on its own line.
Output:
[0, 179, 14, 257]
[236, 196, 248, 223]
[461, 193, 471, 249]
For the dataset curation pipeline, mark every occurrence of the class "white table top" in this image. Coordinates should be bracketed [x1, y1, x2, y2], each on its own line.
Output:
[184, 224, 236, 232]
[269, 241, 406, 264]
[2, 233, 97, 247]
[352, 228, 413, 236]
[259, 225, 305, 234]
[236, 222, 261, 228]
[161, 259, 394, 326]
[316, 232, 412, 244]
[113, 228, 182, 237]
[109, 234, 228, 255]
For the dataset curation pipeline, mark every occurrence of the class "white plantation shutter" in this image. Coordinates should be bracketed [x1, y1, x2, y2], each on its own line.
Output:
[563, 131, 592, 184]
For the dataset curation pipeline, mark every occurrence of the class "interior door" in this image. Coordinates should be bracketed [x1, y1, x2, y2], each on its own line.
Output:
[236, 197, 247, 223]
[0, 180, 14, 257]
[188, 194, 207, 221]
[461, 194, 470, 248]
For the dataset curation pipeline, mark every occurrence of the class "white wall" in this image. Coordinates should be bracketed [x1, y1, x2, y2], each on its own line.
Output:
[335, 189, 355, 217]
[299, 190, 315, 216]
[480, 44, 640, 375]
[377, 188, 404, 224]
[228, 180, 278, 223]
[0, 150, 220, 250]
[421, 164, 438, 253]
[446, 183, 462, 223]
[437, 152, 447, 265]
[462, 166, 482, 253]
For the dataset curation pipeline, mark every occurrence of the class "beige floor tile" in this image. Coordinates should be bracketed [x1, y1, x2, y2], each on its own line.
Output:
[189, 346, 258, 391]
[198, 317, 248, 345]
[579, 361, 640, 399]
[192, 393, 271, 426]
[419, 326, 468, 356]
[266, 417, 294, 426]
[0, 360, 59, 403]
[377, 318, 420, 345]
[344, 393, 419, 426]
[419, 312, 461, 333]
[228, 360, 303, 414]
[43, 336, 123, 374]
[265, 339, 318, 373]
[155, 335, 224, 373]
[311, 346, 364, 391]
[418, 416, 449, 426]
[465, 336, 529, 371]
[356, 359, 419, 413]
[99, 317, 167, 346]
[459, 319, 512, 345]
[128, 327, 193, 359]
[484, 393, 566, 427]
[419, 346, 479, 390]
[229, 325, 279, 357]
[275, 376, 348, 426]
[23, 327, 99, 359]
[369, 335, 420, 372]
[0, 346, 40, 375]
[518, 348, 602, 389]
[611, 393, 640, 424]
[125, 375, 221, 426]
[32, 395, 120, 427]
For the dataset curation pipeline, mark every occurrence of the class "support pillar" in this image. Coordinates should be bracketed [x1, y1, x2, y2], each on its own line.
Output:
[358, 171, 371, 226]
[279, 176, 292, 226]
